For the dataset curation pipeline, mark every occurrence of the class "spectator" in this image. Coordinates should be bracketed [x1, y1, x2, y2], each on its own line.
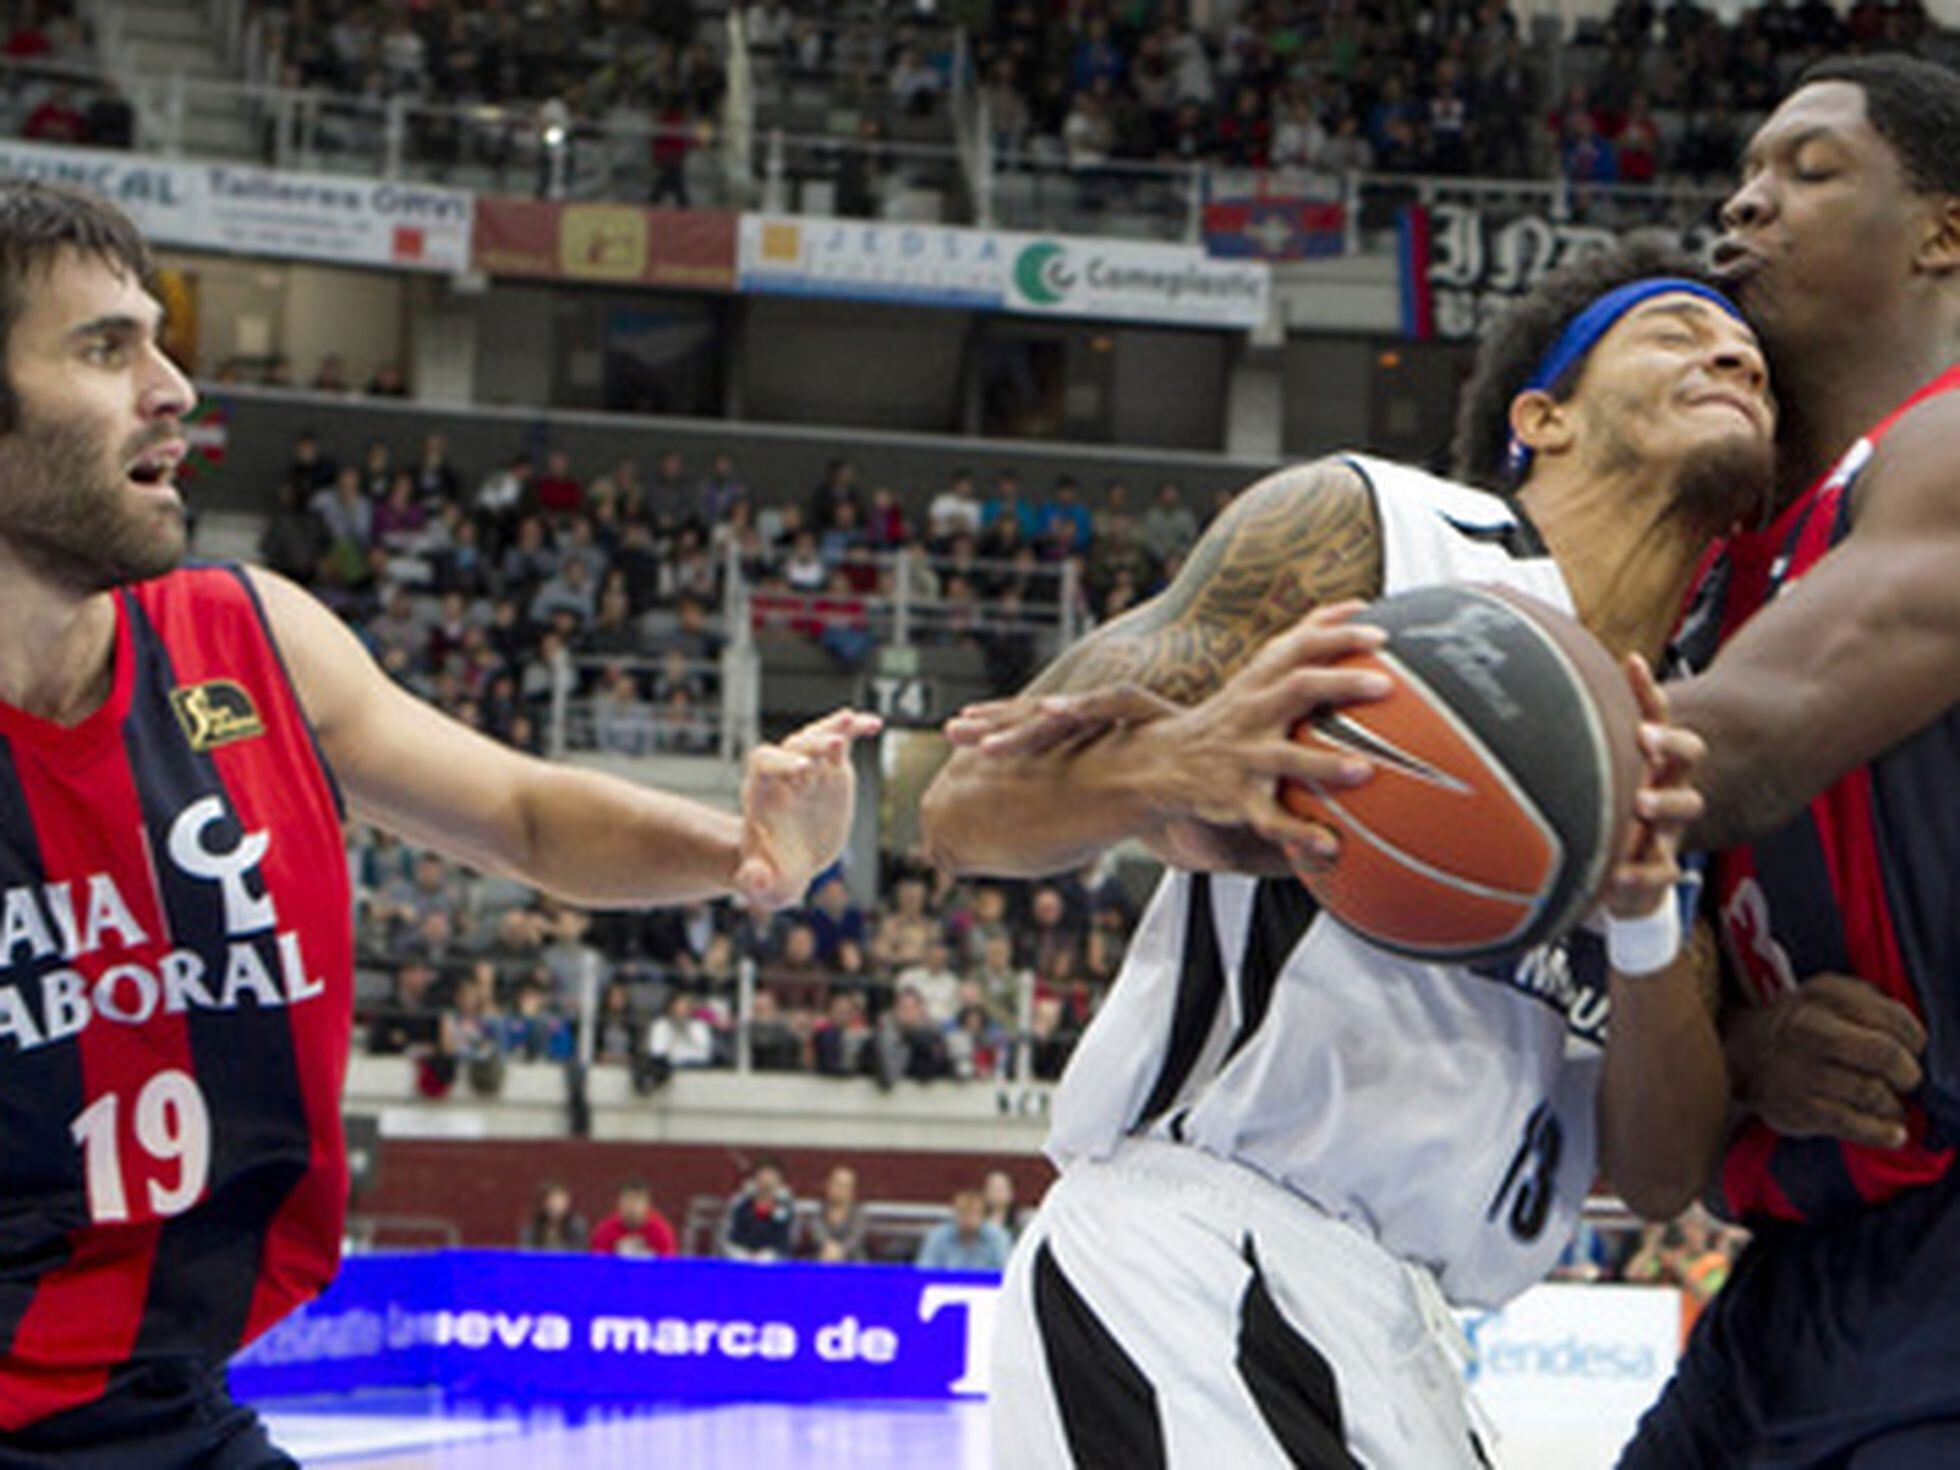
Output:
[894, 938, 962, 1027]
[649, 990, 717, 1068]
[808, 1165, 867, 1263]
[591, 662, 654, 755]
[808, 458, 863, 533]
[915, 1189, 1011, 1272]
[874, 985, 952, 1085]
[946, 1003, 1009, 1081]
[761, 920, 827, 1011]
[805, 873, 867, 967]
[22, 83, 85, 143]
[311, 353, 350, 393]
[928, 470, 984, 541]
[590, 978, 642, 1065]
[812, 990, 870, 1077]
[721, 1158, 798, 1262]
[366, 361, 410, 398]
[82, 78, 136, 149]
[260, 479, 328, 583]
[521, 1181, 590, 1250]
[414, 433, 463, 504]
[1561, 110, 1620, 185]
[748, 987, 807, 1071]
[590, 1180, 677, 1258]
[500, 977, 573, 1061]
[531, 554, 598, 626]
[534, 449, 583, 517]
[1137, 482, 1197, 568]
[981, 1169, 1027, 1240]
[695, 451, 745, 526]
[971, 929, 1033, 1033]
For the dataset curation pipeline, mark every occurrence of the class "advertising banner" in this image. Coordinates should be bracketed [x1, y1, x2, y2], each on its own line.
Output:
[1399, 200, 1713, 341]
[0, 140, 473, 273]
[474, 200, 737, 291]
[233, 1253, 1683, 1467]
[1000, 233, 1269, 328]
[738, 216, 1271, 329]
[230, 1251, 1003, 1404]
[738, 216, 1005, 309]
[1463, 1283, 1684, 1467]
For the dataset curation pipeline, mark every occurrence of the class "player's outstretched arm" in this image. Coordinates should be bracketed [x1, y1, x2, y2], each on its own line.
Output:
[1669, 395, 1960, 851]
[1598, 658, 1731, 1220]
[249, 568, 879, 908]
[920, 460, 1387, 877]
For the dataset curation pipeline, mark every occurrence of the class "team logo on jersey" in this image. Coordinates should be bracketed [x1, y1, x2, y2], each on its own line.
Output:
[170, 681, 265, 751]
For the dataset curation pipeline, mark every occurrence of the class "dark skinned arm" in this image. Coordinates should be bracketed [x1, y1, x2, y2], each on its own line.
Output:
[920, 460, 1385, 877]
[1671, 393, 1960, 850]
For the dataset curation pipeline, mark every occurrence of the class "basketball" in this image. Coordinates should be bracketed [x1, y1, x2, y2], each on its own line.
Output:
[1279, 584, 1643, 965]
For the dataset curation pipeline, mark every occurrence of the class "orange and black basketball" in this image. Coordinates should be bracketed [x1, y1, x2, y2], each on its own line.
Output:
[1280, 584, 1642, 965]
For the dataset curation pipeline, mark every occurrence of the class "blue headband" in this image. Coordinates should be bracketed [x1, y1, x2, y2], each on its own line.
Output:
[1505, 277, 1746, 481]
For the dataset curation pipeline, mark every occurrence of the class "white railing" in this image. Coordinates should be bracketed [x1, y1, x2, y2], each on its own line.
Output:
[22, 60, 1731, 245]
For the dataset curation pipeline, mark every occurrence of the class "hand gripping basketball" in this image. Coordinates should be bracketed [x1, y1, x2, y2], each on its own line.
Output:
[1278, 585, 1644, 965]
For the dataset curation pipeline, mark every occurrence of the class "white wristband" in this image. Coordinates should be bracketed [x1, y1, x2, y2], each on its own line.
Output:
[1607, 898, 1683, 977]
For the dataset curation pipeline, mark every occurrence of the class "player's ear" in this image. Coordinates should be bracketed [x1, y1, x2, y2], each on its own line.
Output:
[1914, 192, 1960, 277]
[1509, 389, 1576, 462]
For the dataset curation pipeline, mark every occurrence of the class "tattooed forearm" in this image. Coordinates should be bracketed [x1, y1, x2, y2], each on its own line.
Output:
[1027, 460, 1382, 704]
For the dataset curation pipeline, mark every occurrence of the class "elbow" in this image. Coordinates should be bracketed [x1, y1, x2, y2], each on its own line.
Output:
[1615, 1170, 1707, 1224]
[1610, 1134, 1724, 1223]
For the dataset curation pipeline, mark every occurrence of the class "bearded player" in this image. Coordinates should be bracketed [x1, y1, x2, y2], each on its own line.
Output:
[0, 180, 878, 1467]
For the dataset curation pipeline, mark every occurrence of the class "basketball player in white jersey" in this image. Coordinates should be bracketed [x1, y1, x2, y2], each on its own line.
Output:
[921, 244, 1773, 1469]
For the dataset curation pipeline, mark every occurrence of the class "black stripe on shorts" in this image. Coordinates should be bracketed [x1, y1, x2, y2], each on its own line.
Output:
[1034, 1240, 1167, 1470]
[1235, 1236, 1361, 1469]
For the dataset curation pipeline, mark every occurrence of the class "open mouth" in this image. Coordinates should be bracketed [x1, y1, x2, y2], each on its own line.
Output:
[126, 442, 186, 487]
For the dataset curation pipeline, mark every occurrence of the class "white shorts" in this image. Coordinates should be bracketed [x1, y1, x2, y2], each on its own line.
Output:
[990, 1140, 1492, 1469]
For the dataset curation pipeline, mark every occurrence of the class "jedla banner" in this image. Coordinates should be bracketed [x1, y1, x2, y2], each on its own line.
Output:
[0, 140, 472, 273]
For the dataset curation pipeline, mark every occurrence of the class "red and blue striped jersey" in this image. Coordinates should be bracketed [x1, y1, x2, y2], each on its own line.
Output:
[1680, 367, 1960, 1225]
[0, 565, 351, 1431]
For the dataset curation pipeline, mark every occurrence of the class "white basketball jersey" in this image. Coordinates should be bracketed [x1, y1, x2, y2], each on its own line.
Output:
[1048, 455, 1608, 1309]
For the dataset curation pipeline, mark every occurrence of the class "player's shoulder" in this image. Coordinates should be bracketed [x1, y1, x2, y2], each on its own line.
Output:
[1335, 453, 1524, 534]
[1853, 385, 1960, 533]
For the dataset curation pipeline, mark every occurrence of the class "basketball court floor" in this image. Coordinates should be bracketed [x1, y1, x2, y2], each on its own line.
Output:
[257, 1395, 991, 1469]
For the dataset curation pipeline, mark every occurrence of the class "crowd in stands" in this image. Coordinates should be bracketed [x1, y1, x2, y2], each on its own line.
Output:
[519, 1162, 1028, 1269]
[1553, 1205, 1750, 1320]
[515, 1160, 1748, 1301]
[969, 0, 1951, 188]
[1, 1, 134, 149]
[263, 423, 1215, 1090]
[214, 351, 413, 396]
[192, 0, 1958, 203]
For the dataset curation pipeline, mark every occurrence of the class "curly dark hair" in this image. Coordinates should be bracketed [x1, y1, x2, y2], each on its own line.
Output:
[1450, 239, 1720, 491]
[1798, 54, 1960, 197]
[0, 180, 157, 433]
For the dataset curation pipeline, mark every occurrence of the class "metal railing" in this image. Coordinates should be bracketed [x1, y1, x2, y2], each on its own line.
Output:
[554, 652, 730, 760]
[65, 60, 1732, 245]
[737, 546, 1087, 655]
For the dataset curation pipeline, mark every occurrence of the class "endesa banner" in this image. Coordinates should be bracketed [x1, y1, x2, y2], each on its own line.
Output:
[1463, 1283, 1683, 1468]
[738, 216, 1270, 329]
[473, 199, 737, 292]
[0, 140, 472, 273]
[229, 1251, 1003, 1404]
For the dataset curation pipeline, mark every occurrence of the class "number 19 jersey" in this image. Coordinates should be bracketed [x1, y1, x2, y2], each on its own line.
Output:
[1047, 457, 1607, 1309]
[0, 565, 352, 1432]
